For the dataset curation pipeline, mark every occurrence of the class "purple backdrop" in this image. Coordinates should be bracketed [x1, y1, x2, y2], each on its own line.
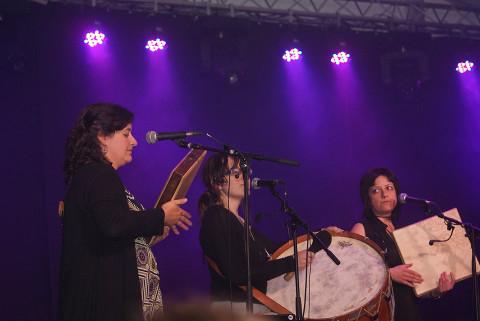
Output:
[1, 3, 479, 321]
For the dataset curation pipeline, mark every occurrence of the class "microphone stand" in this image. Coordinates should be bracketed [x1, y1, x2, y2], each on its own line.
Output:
[268, 185, 340, 320]
[239, 155, 254, 312]
[424, 203, 480, 321]
[173, 139, 299, 314]
[466, 224, 480, 321]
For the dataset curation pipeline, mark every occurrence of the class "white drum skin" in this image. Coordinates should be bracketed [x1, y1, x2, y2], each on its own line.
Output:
[260, 232, 394, 321]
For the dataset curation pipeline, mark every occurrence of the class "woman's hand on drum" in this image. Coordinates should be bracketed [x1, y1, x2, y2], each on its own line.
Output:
[389, 264, 423, 287]
[161, 198, 193, 235]
[297, 250, 315, 269]
[323, 226, 344, 233]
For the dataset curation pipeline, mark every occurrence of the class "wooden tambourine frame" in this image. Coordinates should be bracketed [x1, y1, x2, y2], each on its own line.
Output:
[154, 149, 207, 208]
[393, 208, 480, 297]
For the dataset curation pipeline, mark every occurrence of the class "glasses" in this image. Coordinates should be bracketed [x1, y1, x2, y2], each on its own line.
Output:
[369, 184, 395, 195]
[225, 167, 253, 179]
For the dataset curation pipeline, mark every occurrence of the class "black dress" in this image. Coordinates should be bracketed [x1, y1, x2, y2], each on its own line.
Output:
[362, 216, 422, 321]
[59, 163, 165, 321]
[199, 205, 296, 302]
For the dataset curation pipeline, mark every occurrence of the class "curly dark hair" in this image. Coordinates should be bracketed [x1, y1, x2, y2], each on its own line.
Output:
[359, 167, 401, 222]
[198, 153, 240, 215]
[63, 103, 134, 184]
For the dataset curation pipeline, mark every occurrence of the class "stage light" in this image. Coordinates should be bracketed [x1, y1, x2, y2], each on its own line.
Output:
[84, 30, 106, 47]
[456, 61, 474, 74]
[282, 48, 302, 62]
[331, 51, 351, 65]
[145, 38, 167, 52]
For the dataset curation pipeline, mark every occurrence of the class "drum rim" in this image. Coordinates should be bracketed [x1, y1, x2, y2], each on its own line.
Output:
[254, 231, 393, 320]
[270, 231, 385, 260]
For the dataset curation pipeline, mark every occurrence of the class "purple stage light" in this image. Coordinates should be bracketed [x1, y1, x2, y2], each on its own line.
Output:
[282, 48, 303, 62]
[84, 30, 106, 47]
[331, 51, 351, 65]
[145, 38, 167, 52]
[456, 61, 474, 74]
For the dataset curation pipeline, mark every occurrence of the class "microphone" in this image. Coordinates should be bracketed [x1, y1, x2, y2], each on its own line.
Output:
[145, 131, 202, 144]
[251, 177, 284, 190]
[398, 193, 432, 206]
[308, 230, 332, 253]
[284, 230, 332, 281]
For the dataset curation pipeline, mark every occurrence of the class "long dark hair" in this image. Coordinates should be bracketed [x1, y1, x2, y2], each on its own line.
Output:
[198, 153, 240, 215]
[359, 167, 401, 222]
[63, 103, 134, 184]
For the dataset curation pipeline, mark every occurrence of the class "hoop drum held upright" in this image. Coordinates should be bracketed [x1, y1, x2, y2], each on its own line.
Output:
[262, 232, 394, 321]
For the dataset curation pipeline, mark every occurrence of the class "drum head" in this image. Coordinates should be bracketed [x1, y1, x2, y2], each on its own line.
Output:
[266, 232, 388, 320]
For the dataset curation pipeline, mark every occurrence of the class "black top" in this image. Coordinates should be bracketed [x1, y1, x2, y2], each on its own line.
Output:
[199, 205, 295, 302]
[362, 216, 422, 321]
[59, 163, 165, 321]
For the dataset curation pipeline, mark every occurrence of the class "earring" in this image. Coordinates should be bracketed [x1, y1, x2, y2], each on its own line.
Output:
[102, 145, 108, 155]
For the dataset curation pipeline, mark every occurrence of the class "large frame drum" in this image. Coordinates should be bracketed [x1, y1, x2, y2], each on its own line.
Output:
[254, 232, 394, 321]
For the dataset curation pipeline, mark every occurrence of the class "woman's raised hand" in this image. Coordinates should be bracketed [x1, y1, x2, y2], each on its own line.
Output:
[161, 198, 192, 235]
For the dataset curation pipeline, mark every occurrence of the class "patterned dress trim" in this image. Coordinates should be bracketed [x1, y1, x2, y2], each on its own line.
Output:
[125, 189, 163, 321]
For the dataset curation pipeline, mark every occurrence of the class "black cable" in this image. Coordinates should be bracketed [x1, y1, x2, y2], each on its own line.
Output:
[226, 171, 233, 310]
[429, 220, 454, 246]
[307, 240, 314, 319]
[302, 238, 311, 319]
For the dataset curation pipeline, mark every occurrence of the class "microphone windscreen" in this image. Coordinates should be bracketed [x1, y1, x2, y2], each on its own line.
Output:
[251, 177, 261, 190]
[308, 230, 332, 253]
[398, 193, 408, 204]
[145, 131, 157, 144]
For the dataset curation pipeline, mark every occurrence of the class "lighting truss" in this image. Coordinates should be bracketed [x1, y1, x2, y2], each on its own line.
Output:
[30, 0, 480, 39]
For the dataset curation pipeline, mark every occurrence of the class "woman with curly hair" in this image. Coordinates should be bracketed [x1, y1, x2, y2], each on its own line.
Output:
[60, 103, 192, 321]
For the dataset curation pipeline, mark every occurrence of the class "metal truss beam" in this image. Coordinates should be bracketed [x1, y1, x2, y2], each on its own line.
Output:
[30, 0, 480, 39]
